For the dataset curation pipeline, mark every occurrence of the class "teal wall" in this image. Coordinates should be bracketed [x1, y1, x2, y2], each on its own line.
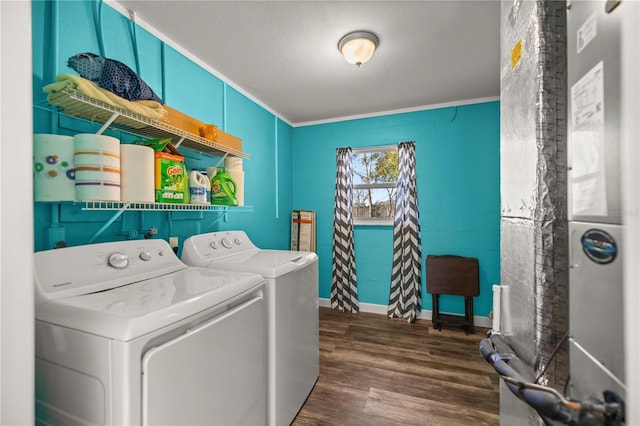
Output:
[292, 103, 500, 316]
[32, 0, 293, 253]
[32, 0, 500, 317]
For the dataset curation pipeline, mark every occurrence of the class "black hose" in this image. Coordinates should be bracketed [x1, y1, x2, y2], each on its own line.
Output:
[479, 337, 577, 425]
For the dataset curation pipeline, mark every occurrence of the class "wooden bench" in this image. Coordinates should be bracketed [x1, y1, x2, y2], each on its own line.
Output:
[426, 255, 479, 334]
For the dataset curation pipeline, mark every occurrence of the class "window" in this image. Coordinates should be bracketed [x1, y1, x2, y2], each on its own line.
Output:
[352, 146, 398, 225]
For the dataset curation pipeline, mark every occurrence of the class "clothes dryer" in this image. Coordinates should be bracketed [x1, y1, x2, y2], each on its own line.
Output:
[182, 231, 319, 426]
[34, 239, 266, 425]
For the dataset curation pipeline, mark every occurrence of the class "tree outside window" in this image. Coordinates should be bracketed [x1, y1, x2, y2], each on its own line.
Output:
[352, 146, 398, 225]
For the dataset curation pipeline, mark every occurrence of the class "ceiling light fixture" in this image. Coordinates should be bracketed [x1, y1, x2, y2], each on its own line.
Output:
[338, 31, 379, 67]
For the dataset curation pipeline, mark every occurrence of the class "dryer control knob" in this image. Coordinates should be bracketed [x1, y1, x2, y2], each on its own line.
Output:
[139, 251, 152, 261]
[108, 252, 129, 269]
[234, 238, 242, 245]
[210, 241, 219, 249]
[221, 237, 233, 249]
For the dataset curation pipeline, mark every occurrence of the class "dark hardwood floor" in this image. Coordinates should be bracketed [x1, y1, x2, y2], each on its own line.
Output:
[292, 307, 500, 425]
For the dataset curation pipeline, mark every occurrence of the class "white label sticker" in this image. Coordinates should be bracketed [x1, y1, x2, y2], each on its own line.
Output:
[577, 11, 597, 54]
[570, 61, 606, 216]
[571, 61, 604, 132]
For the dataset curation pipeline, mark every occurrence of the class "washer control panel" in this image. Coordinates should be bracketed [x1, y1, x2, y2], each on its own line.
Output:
[34, 239, 185, 303]
[206, 232, 252, 253]
[181, 231, 258, 265]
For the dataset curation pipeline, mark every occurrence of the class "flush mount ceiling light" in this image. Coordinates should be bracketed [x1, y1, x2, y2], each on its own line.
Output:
[338, 31, 379, 67]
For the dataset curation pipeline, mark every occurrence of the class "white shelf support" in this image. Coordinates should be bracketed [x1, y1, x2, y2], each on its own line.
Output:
[205, 207, 231, 231]
[89, 202, 131, 243]
[96, 112, 119, 135]
[214, 152, 229, 168]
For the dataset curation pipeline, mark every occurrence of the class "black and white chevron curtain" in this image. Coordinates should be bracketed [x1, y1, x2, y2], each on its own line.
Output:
[330, 147, 359, 312]
[388, 141, 422, 322]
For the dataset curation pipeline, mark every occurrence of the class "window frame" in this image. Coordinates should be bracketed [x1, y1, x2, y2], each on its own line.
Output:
[351, 145, 398, 226]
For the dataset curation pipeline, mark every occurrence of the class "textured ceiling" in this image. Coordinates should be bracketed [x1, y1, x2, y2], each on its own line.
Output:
[113, 1, 501, 125]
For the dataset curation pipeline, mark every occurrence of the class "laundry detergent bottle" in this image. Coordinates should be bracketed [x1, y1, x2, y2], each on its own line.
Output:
[210, 167, 238, 206]
[189, 170, 210, 204]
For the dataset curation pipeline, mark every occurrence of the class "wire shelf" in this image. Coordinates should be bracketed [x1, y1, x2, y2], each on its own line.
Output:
[47, 88, 249, 159]
[80, 201, 252, 212]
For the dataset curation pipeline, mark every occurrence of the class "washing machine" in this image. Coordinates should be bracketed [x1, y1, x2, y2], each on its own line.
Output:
[34, 238, 266, 425]
[182, 231, 319, 426]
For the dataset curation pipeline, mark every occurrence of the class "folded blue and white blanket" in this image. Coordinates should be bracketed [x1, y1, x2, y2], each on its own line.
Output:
[68, 52, 162, 104]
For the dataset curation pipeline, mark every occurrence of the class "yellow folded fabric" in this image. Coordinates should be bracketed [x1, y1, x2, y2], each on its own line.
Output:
[44, 73, 165, 121]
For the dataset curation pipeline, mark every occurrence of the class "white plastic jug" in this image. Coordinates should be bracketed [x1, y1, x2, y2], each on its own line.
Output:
[189, 170, 210, 204]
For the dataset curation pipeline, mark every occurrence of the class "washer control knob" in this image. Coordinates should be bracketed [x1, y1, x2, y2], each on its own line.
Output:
[108, 252, 129, 269]
[139, 251, 152, 261]
[234, 238, 242, 245]
[210, 241, 219, 249]
[221, 237, 233, 249]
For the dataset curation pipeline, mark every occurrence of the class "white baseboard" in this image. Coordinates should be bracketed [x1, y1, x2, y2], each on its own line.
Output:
[318, 298, 492, 328]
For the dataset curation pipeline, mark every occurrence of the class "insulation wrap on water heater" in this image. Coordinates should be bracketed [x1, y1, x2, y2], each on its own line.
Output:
[499, 0, 569, 423]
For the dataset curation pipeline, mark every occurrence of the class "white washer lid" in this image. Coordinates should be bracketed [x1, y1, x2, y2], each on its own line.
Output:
[35, 268, 264, 341]
[210, 250, 318, 278]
